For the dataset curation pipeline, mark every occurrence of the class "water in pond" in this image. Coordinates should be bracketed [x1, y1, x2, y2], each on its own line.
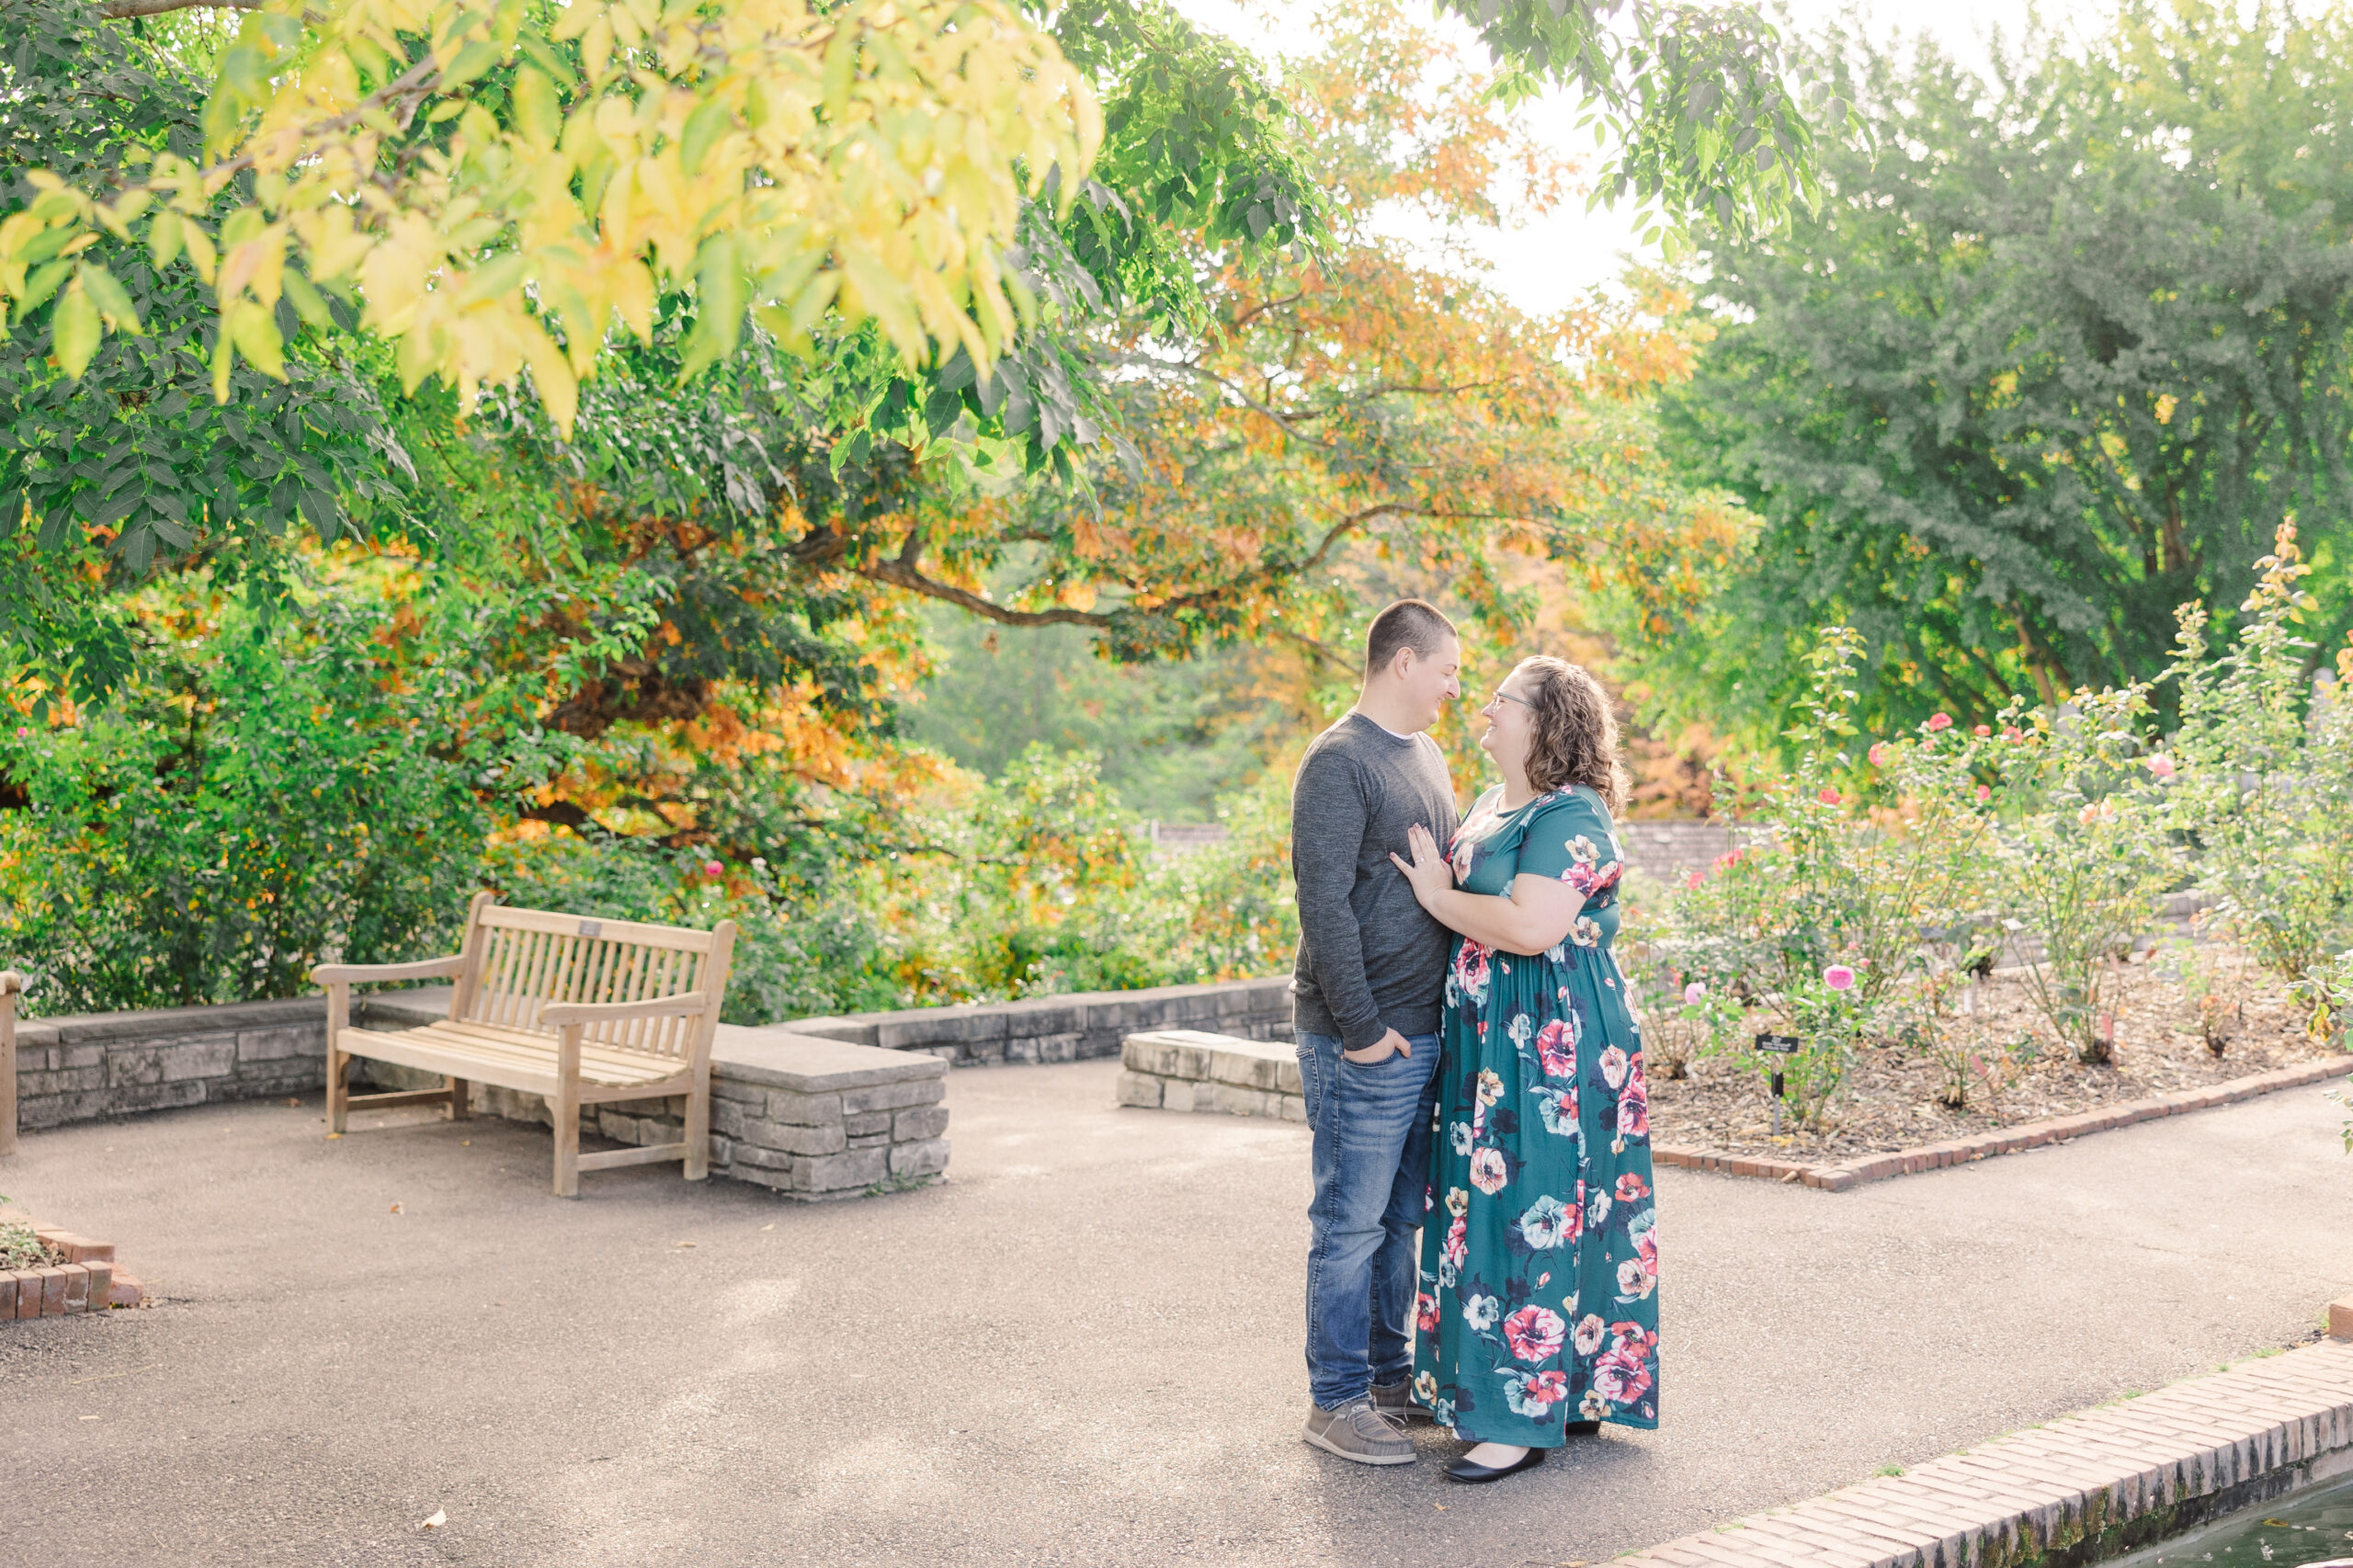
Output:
[2117, 1474, 2353, 1568]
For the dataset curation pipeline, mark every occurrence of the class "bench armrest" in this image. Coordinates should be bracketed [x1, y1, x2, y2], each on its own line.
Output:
[312, 955, 468, 986]
[540, 992, 710, 1027]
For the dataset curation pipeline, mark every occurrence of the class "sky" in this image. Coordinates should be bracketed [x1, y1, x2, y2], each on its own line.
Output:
[1168, 0, 2046, 314]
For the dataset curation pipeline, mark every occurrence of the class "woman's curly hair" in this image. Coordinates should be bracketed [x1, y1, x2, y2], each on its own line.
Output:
[1516, 655, 1628, 812]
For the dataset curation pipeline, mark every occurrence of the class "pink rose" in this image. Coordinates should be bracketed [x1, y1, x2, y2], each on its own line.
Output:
[1682, 981, 1705, 1006]
[1927, 712, 1952, 733]
[1868, 743, 1890, 767]
[1503, 1305, 1567, 1362]
[1824, 964, 1856, 992]
[1973, 723, 1992, 737]
[1816, 787, 1841, 806]
[703, 860, 723, 878]
[2146, 755, 2176, 779]
[1686, 869, 1704, 890]
[2003, 726, 2023, 742]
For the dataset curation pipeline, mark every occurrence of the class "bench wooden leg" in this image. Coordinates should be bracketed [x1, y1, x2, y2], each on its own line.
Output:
[552, 1025, 581, 1198]
[324, 983, 350, 1134]
[684, 1078, 710, 1182]
[448, 1076, 472, 1121]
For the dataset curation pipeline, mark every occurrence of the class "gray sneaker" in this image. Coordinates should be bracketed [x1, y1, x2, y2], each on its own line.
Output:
[1302, 1397, 1416, 1465]
[1371, 1377, 1433, 1424]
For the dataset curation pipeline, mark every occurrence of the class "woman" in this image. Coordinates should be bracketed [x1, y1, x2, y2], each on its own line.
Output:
[1389, 655, 1659, 1484]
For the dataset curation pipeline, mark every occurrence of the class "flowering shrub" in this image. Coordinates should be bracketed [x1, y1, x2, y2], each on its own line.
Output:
[1657, 628, 1997, 1121]
[1980, 684, 2180, 1063]
[2165, 523, 2353, 1009]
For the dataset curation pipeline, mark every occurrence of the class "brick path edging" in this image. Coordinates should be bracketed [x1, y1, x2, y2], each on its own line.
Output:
[1614, 1335, 2353, 1568]
[3, 1224, 144, 1320]
[1655, 1057, 2350, 1193]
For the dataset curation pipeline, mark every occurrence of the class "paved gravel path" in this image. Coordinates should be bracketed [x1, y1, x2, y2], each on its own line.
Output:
[2, 1058, 2349, 1566]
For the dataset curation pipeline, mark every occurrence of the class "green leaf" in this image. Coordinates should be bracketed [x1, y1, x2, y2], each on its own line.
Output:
[280, 270, 334, 330]
[18, 259, 73, 313]
[76, 263, 142, 335]
[51, 279, 100, 376]
[439, 39, 505, 91]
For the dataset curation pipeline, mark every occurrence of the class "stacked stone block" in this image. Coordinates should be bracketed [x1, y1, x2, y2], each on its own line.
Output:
[11, 998, 329, 1131]
[1116, 1028, 1306, 1122]
[709, 1048, 951, 1199]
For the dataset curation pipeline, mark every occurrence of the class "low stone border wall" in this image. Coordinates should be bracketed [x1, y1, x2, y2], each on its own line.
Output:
[1657, 1058, 2350, 1192]
[6, 975, 1300, 1196]
[781, 976, 1292, 1065]
[11, 996, 330, 1131]
[5, 1223, 142, 1320]
[1116, 1029, 1304, 1120]
[1617, 1331, 2353, 1568]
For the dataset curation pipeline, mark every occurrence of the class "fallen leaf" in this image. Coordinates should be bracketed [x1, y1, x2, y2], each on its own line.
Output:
[281, 1098, 301, 1107]
[79, 1414, 99, 1420]
[418, 1508, 446, 1530]
[389, 1204, 403, 1214]
[1432, 1502, 1448, 1510]
[326, 1132, 342, 1141]
[759, 1222, 775, 1232]
[460, 1140, 471, 1146]
[675, 1241, 696, 1248]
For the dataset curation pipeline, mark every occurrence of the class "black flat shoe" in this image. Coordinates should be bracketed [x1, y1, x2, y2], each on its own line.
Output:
[1444, 1446, 1548, 1483]
[1564, 1420, 1600, 1437]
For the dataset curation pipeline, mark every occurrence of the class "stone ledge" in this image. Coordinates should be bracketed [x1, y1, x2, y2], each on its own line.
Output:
[1656, 1056, 2352, 1194]
[779, 976, 1293, 1065]
[713, 1025, 948, 1094]
[1117, 1029, 1306, 1122]
[1619, 1335, 2353, 1568]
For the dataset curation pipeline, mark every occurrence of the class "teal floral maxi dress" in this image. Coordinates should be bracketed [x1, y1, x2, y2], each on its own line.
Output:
[1411, 783, 1661, 1444]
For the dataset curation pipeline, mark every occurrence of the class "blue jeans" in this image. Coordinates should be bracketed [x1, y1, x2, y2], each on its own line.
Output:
[1298, 1028, 1441, 1411]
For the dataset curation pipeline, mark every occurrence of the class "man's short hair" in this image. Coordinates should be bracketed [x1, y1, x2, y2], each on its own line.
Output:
[1364, 599, 1458, 676]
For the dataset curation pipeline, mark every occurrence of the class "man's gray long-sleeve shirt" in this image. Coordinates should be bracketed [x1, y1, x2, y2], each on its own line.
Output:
[1290, 712, 1460, 1053]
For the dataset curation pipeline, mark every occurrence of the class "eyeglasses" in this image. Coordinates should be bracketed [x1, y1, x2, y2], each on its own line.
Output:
[1482, 691, 1533, 713]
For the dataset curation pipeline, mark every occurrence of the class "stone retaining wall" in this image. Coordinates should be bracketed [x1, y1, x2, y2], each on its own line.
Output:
[6, 976, 1301, 1197]
[11, 996, 331, 1131]
[780, 975, 1294, 1065]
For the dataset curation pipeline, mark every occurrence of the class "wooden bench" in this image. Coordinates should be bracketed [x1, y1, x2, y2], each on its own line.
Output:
[313, 892, 738, 1196]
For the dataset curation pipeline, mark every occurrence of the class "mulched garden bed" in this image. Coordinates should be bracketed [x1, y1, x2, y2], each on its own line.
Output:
[1644, 949, 2353, 1161]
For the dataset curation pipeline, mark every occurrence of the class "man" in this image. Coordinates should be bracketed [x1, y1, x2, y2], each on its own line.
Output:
[1290, 598, 1461, 1465]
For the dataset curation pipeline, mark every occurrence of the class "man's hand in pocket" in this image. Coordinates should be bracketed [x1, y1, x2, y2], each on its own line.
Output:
[1343, 1028, 1413, 1064]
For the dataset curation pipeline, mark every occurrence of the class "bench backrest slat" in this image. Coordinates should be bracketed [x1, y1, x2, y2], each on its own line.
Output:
[448, 895, 732, 1064]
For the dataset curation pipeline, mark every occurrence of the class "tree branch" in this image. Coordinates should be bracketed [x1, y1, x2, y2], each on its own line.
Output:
[98, 0, 256, 16]
[862, 530, 1113, 629]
